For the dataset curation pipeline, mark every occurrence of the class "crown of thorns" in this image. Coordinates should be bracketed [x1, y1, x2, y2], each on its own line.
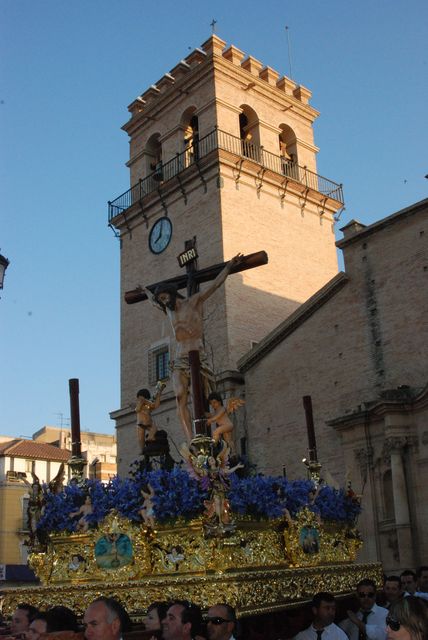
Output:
[153, 283, 185, 300]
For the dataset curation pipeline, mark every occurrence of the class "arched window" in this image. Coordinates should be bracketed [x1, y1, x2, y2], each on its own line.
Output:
[181, 108, 199, 167]
[145, 133, 163, 181]
[279, 124, 298, 177]
[239, 105, 260, 161]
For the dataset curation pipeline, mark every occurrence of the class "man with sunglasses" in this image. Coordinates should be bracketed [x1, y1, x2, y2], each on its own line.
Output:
[205, 604, 237, 640]
[339, 579, 387, 640]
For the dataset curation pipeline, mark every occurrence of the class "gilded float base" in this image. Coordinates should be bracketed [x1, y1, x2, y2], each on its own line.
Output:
[1, 509, 377, 618]
[1, 562, 383, 619]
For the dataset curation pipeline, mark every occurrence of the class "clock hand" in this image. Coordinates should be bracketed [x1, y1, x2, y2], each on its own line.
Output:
[156, 223, 162, 243]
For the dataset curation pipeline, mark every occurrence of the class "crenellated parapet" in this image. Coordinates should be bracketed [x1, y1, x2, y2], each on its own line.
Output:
[127, 35, 312, 119]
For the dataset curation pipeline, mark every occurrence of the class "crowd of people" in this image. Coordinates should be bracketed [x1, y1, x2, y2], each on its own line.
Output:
[0, 567, 427, 640]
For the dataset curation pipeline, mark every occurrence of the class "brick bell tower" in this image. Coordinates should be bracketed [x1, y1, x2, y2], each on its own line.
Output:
[108, 35, 344, 475]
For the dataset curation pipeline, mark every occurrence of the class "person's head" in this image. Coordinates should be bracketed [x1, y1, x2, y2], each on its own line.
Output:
[400, 570, 417, 595]
[25, 614, 49, 640]
[206, 604, 236, 640]
[311, 593, 336, 629]
[144, 602, 170, 632]
[387, 595, 428, 640]
[417, 565, 428, 593]
[154, 284, 182, 312]
[11, 604, 39, 634]
[356, 578, 378, 612]
[384, 576, 403, 604]
[83, 597, 131, 640]
[208, 392, 223, 410]
[46, 606, 79, 632]
[137, 388, 151, 400]
[162, 601, 202, 640]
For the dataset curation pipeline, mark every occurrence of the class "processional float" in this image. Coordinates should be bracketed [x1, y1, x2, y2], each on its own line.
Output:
[2, 251, 381, 619]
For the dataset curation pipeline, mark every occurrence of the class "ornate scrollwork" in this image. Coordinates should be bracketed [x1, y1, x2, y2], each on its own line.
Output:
[382, 436, 416, 463]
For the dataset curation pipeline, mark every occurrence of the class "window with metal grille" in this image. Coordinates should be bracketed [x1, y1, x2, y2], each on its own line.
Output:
[148, 344, 170, 385]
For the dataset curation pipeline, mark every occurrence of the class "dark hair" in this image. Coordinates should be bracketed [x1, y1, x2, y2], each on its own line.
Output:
[46, 606, 79, 632]
[171, 601, 202, 636]
[137, 388, 151, 400]
[357, 578, 377, 590]
[210, 603, 236, 625]
[16, 604, 39, 622]
[401, 570, 417, 579]
[147, 602, 171, 625]
[417, 565, 428, 578]
[91, 597, 132, 632]
[389, 596, 428, 640]
[207, 392, 223, 404]
[312, 592, 335, 609]
[154, 283, 183, 310]
[384, 575, 402, 586]
[30, 613, 49, 629]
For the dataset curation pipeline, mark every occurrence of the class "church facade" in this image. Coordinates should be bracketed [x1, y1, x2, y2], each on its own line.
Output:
[109, 35, 343, 472]
[239, 199, 428, 572]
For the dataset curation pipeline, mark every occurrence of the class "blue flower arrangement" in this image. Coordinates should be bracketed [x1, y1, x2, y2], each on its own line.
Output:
[37, 471, 361, 534]
[228, 475, 289, 519]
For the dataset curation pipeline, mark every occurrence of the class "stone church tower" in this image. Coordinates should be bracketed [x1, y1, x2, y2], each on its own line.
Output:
[108, 35, 344, 474]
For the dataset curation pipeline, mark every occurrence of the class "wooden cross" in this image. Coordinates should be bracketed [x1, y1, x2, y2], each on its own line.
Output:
[125, 246, 268, 437]
[125, 249, 267, 304]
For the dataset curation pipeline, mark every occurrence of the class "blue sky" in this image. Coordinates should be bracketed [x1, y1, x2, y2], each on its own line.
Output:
[1, 0, 427, 438]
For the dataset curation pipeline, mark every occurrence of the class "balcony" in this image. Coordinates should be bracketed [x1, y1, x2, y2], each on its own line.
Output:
[108, 128, 344, 222]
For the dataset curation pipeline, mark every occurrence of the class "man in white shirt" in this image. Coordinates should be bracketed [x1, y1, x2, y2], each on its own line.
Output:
[206, 604, 237, 640]
[339, 579, 387, 640]
[294, 592, 348, 640]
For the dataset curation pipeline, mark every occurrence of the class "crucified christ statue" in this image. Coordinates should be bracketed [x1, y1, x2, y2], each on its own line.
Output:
[144, 253, 243, 441]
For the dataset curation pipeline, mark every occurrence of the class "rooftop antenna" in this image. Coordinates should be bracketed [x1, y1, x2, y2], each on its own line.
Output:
[285, 25, 294, 80]
[210, 18, 217, 34]
[54, 412, 70, 428]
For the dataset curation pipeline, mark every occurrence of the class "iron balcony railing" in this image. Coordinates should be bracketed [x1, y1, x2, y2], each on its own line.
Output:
[108, 128, 343, 221]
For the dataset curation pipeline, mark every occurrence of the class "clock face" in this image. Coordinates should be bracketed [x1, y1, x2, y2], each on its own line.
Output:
[148, 217, 172, 254]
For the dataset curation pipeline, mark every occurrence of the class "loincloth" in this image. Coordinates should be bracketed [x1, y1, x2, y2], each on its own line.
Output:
[170, 354, 214, 381]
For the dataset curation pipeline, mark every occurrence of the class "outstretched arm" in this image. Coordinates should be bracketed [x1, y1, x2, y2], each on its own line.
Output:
[199, 253, 243, 302]
[143, 286, 166, 313]
[206, 405, 227, 426]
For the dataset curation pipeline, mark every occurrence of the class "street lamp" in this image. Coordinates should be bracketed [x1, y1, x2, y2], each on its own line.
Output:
[0, 253, 9, 290]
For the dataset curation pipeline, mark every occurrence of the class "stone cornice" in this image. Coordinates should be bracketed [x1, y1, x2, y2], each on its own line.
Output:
[328, 383, 428, 432]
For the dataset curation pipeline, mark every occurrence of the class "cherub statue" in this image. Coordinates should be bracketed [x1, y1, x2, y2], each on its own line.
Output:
[166, 545, 185, 570]
[206, 392, 245, 448]
[139, 484, 156, 528]
[135, 381, 166, 449]
[69, 495, 93, 532]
